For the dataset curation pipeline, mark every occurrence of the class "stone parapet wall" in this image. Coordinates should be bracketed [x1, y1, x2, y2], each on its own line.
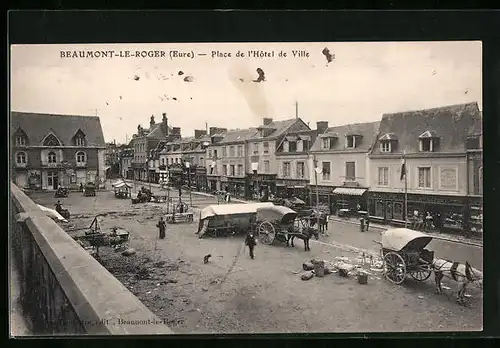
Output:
[10, 182, 174, 335]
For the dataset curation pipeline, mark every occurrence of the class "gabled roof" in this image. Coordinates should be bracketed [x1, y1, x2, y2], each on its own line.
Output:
[371, 102, 482, 155]
[219, 128, 258, 144]
[11, 111, 106, 147]
[250, 118, 301, 140]
[311, 121, 381, 152]
[379, 132, 399, 141]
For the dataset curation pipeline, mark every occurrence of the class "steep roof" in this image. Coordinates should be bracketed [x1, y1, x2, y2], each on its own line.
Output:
[219, 128, 258, 144]
[370, 102, 482, 155]
[11, 111, 106, 147]
[311, 121, 381, 152]
[250, 118, 300, 140]
[146, 122, 172, 139]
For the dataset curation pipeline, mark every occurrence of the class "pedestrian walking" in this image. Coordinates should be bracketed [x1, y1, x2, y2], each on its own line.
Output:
[365, 214, 370, 231]
[245, 232, 257, 259]
[156, 217, 166, 239]
[225, 192, 231, 203]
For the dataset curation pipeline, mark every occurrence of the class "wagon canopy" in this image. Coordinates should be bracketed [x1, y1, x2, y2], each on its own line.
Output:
[256, 205, 298, 224]
[381, 228, 433, 251]
[114, 181, 133, 189]
[36, 204, 68, 223]
[200, 202, 274, 220]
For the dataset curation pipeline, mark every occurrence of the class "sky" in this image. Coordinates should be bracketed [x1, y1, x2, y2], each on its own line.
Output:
[10, 41, 482, 144]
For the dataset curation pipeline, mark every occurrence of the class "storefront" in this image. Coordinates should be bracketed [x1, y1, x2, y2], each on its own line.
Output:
[207, 176, 220, 192]
[368, 191, 471, 233]
[332, 187, 368, 214]
[308, 185, 335, 213]
[193, 167, 208, 192]
[275, 179, 309, 201]
[247, 174, 277, 200]
[223, 177, 247, 199]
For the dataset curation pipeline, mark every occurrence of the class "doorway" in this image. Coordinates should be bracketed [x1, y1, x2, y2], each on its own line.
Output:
[47, 171, 58, 190]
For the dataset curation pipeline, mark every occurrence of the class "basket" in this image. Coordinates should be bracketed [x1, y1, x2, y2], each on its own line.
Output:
[357, 272, 368, 284]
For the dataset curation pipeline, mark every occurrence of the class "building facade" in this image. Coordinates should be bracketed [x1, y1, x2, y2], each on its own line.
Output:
[211, 128, 257, 198]
[11, 112, 106, 190]
[275, 128, 316, 202]
[246, 117, 310, 200]
[368, 102, 482, 233]
[308, 121, 380, 214]
[205, 127, 229, 192]
[119, 146, 134, 179]
[130, 113, 172, 181]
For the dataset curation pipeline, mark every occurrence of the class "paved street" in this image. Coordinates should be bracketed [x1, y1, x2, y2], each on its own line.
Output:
[28, 188, 483, 333]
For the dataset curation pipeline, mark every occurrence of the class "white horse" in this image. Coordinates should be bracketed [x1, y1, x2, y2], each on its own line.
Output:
[432, 258, 483, 304]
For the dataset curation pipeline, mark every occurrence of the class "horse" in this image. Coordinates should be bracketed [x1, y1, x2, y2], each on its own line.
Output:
[308, 213, 328, 233]
[286, 226, 319, 251]
[432, 258, 483, 305]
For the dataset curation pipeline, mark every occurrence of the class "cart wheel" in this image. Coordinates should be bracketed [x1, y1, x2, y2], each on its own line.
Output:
[409, 266, 432, 282]
[257, 221, 275, 245]
[383, 252, 406, 284]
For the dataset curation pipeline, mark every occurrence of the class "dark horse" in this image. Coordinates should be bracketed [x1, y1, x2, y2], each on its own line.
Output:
[286, 226, 319, 251]
[308, 213, 328, 233]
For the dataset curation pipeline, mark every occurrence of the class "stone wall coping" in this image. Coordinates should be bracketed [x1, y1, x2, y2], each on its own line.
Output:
[10, 182, 174, 335]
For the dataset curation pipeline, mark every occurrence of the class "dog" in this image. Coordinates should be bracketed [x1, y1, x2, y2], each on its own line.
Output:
[432, 258, 483, 304]
[203, 254, 212, 264]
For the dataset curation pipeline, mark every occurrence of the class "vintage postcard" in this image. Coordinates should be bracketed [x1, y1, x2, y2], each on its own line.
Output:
[9, 41, 483, 336]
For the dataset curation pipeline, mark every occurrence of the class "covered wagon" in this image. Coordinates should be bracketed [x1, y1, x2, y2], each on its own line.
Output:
[197, 202, 274, 238]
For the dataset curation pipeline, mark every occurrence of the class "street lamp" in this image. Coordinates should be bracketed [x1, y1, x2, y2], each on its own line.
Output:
[313, 156, 322, 234]
[185, 161, 193, 207]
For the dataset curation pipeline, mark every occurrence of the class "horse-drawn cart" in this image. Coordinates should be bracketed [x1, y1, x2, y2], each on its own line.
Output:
[256, 205, 318, 250]
[197, 202, 274, 238]
[374, 228, 434, 285]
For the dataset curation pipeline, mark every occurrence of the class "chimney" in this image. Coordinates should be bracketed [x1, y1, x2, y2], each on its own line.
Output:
[209, 127, 217, 136]
[194, 129, 207, 139]
[137, 124, 142, 136]
[162, 113, 168, 135]
[172, 127, 181, 139]
[316, 121, 329, 134]
[150, 115, 155, 129]
[263, 117, 273, 126]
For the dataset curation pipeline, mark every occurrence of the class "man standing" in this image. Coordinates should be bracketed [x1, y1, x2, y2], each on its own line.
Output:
[245, 232, 257, 259]
[156, 217, 166, 239]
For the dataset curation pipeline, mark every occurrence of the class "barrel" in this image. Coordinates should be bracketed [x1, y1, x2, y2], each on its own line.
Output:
[314, 260, 325, 277]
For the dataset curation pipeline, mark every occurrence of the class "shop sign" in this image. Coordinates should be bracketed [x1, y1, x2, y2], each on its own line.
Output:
[440, 168, 457, 190]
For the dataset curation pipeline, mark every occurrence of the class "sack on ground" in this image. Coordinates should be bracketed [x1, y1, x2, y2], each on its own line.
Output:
[122, 248, 136, 256]
[301, 271, 314, 281]
[303, 262, 314, 271]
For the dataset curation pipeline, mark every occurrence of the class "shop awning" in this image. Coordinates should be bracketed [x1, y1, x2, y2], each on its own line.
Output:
[332, 187, 367, 196]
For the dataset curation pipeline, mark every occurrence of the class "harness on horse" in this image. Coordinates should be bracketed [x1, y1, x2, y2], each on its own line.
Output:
[464, 262, 474, 282]
[450, 262, 460, 281]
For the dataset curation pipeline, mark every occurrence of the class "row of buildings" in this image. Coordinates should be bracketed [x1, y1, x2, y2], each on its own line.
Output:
[10, 102, 483, 233]
[115, 102, 482, 232]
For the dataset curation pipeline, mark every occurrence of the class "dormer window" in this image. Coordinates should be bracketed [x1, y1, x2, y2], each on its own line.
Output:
[345, 131, 362, 149]
[320, 132, 338, 150]
[378, 133, 398, 153]
[72, 130, 86, 146]
[43, 133, 61, 147]
[418, 131, 438, 152]
[346, 135, 355, 148]
[380, 142, 391, 152]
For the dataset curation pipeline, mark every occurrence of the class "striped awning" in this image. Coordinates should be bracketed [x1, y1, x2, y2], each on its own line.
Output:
[332, 187, 367, 196]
